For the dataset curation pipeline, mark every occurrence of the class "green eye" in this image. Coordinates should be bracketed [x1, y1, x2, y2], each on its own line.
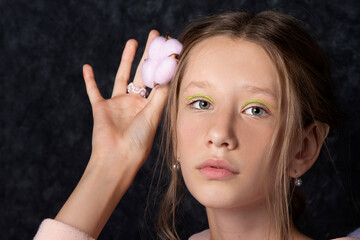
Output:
[192, 100, 212, 109]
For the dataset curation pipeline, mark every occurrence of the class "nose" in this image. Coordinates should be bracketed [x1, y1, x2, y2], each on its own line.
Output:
[205, 110, 238, 150]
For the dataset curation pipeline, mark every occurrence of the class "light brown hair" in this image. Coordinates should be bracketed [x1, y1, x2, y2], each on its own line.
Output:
[155, 10, 341, 240]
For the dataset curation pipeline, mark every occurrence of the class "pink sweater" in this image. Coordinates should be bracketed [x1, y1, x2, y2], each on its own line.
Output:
[34, 219, 359, 240]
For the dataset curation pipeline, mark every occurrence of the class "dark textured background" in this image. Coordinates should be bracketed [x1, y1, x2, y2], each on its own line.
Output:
[1, 0, 360, 239]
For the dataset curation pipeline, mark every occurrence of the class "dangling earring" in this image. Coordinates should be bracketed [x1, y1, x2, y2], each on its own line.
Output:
[173, 159, 180, 170]
[294, 170, 302, 187]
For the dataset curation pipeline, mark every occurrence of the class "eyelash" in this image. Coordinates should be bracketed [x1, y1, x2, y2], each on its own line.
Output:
[188, 99, 213, 110]
[243, 105, 269, 118]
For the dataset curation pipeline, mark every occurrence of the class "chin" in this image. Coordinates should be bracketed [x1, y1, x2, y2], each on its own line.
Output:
[196, 191, 267, 211]
[184, 177, 266, 210]
[185, 180, 244, 209]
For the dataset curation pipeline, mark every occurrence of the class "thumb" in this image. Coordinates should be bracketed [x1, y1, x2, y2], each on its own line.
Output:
[143, 84, 170, 130]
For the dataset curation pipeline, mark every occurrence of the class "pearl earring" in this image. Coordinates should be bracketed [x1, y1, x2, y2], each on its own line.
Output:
[294, 170, 302, 187]
[173, 159, 180, 170]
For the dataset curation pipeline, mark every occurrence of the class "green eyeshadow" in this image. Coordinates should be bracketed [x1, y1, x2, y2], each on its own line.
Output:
[242, 100, 278, 109]
[185, 95, 215, 104]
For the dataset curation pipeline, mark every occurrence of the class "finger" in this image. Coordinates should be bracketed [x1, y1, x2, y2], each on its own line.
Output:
[112, 39, 138, 97]
[83, 64, 104, 104]
[147, 83, 157, 101]
[133, 29, 160, 88]
[141, 84, 170, 130]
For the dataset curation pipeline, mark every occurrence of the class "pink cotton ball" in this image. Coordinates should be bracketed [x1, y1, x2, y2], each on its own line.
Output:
[154, 57, 178, 85]
[162, 38, 183, 58]
[142, 34, 183, 87]
[148, 36, 166, 60]
[141, 58, 159, 88]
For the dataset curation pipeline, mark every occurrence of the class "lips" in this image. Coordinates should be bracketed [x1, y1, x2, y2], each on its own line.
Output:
[196, 158, 239, 179]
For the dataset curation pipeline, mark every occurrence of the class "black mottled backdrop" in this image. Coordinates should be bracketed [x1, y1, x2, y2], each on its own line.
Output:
[1, 0, 360, 239]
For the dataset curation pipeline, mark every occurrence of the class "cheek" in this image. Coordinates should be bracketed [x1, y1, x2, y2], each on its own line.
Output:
[176, 113, 204, 155]
[239, 120, 276, 179]
[176, 114, 203, 189]
[242, 122, 273, 154]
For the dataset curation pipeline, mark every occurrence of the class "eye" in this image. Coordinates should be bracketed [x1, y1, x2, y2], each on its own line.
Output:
[244, 106, 268, 117]
[191, 100, 212, 110]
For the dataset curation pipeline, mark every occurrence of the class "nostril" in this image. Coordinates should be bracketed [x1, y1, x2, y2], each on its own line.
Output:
[208, 139, 229, 147]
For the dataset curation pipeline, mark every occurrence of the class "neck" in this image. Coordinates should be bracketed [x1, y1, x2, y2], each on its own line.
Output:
[205, 199, 310, 240]
[206, 198, 272, 240]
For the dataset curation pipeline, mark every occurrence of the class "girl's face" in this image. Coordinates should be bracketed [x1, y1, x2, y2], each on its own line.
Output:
[176, 36, 279, 209]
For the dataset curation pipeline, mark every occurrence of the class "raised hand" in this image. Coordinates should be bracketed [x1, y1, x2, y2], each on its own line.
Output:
[55, 30, 170, 238]
[83, 30, 169, 175]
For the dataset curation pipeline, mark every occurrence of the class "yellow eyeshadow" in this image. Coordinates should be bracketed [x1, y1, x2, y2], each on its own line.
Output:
[185, 95, 215, 104]
[242, 100, 278, 109]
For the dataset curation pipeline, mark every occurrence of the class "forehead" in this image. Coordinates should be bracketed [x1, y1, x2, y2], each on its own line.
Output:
[181, 36, 279, 98]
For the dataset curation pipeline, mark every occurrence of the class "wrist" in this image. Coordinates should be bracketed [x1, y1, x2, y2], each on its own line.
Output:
[55, 155, 139, 238]
[84, 154, 139, 199]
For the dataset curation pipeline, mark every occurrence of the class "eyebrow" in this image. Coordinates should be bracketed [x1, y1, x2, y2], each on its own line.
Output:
[183, 80, 211, 90]
[240, 84, 277, 100]
[183, 80, 277, 99]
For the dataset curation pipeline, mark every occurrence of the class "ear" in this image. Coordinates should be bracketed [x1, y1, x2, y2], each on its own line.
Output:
[287, 121, 330, 178]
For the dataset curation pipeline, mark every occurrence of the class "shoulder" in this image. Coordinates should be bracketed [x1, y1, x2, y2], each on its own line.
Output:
[34, 218, 95, 240]
[188, 229, 210, 240]
[332, 227, 360, 240]
[331, 238, 360, 240]
[187, 229, 360, 240]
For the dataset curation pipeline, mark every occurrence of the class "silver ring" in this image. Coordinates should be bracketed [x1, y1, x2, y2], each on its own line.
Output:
[127, 82, 148, 98]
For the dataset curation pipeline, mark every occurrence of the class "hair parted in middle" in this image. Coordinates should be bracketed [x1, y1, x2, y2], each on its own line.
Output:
[155, 10, 341, 240]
